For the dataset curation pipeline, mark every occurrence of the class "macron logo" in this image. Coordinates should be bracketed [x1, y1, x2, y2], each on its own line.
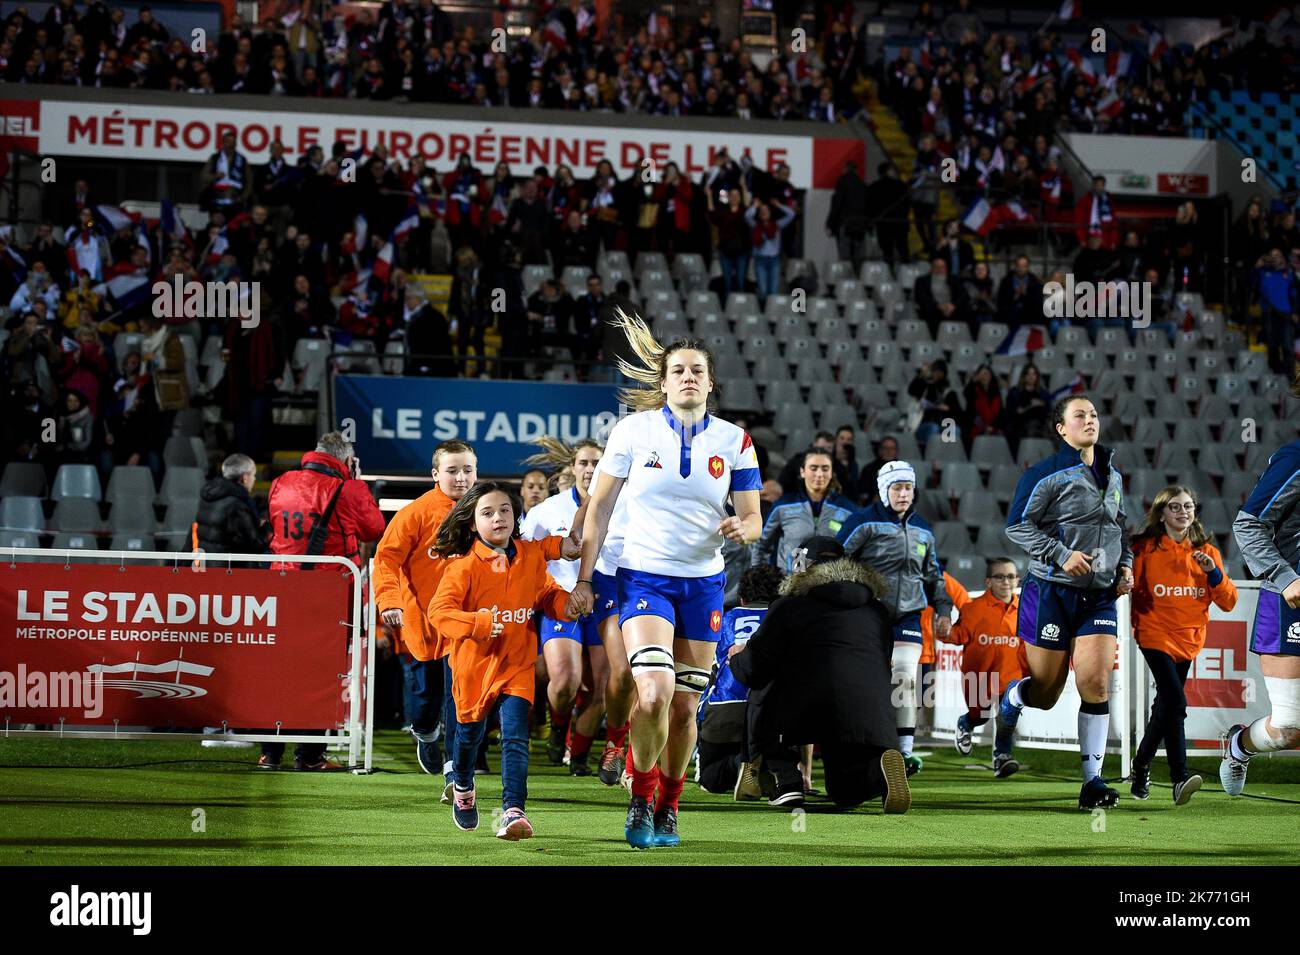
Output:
[50, 885, 151, 935]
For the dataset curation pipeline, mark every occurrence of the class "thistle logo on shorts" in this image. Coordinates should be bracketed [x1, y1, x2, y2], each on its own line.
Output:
[1288, 622, 1300, 643]
[708, 455, 724, 479]
[637, 598, 648, 610]
[644, 452, 662, 469]
[1041, 622, 1061, 640]
[710, 609, 722, 632]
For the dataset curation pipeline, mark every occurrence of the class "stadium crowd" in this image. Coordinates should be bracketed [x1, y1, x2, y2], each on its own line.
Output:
[2, 1, 862, 122]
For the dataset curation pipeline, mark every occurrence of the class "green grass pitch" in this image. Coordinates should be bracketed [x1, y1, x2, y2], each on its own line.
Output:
[1, 730, 1297, 866]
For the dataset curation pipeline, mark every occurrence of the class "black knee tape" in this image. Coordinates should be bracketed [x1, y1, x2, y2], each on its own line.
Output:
[1080, 700, 1109, 715]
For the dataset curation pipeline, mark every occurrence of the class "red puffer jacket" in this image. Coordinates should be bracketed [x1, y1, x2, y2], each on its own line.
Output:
[268, 451, 386, 569]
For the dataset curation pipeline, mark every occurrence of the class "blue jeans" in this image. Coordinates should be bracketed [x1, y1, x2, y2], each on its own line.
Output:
[442, 657, 455, 766]
[402, 656, 444, 746]
[753, 254, 781, 304]
[720, 253, 749, 301]
[452, 693, 530, 811]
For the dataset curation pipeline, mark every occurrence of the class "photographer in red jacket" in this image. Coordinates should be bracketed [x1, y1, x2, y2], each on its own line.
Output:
[261, 430, 385, 770]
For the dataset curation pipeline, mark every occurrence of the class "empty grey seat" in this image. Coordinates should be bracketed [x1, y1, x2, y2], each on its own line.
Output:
[947, 555, 986, 591]
[1016, 438, 1054, 470]
[1056, 326, 1087, 350]
[826, 340, 858, 369]
[0, 461, 47, 498]
[105, 466, 156, 503]
[764, 294, 795, 318]
[163, 435, 202, 468]
[51, 464, 102, 502]
[740, 334, 775, 362]
[719, 378, 761, 412]
[634, 251, 667, 276]
[1198, 444, 1240, 478]
[292, 338, 330, 393]
[949, 343, 982, 376]
[763, 379, 802, 409]
[970, 434, 1014, 470]
[158, 467, 203, 506]
[773, 404, 815, 436]
[976, 322, 1009, 353]
[785, 335, 818, 360]
[924, 433, 967, 465]
[824, 260, 855, 285]
[753, 355, 792, 384]
[844, 299, 878, 326]
[655, 313, 690, 341]
[807, 380, 845, 407]
[974, 523, 1008, 555]
[1132, 417, 1168, 446]
[934, 520, 971, 555]
[988, 463, 1023, 504]
[836, 279, 868, 304]
[957, 490, 1001, 527]
[819, 403, 859, 432]
[1197, 498, 1234, 536]
[1, 496, 45, 531]
[109, 533, 156, 553]
[52, 498, 102, 533]
[725, 293, 761, 319]
[936, 321, 972, 349]
[1154, 443, 1196, 478]
[940, 462, 982, 495]
[1127, 468, 1166, 505]
[0, 530, 41, 549]
[109, 498, 157, 533]
[774, 313, 813, 339]
[50, 531, 99, 553]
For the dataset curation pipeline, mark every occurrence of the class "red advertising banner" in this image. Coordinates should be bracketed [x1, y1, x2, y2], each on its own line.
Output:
[0, 562, 354, 729]
[0, 98, 863, 188]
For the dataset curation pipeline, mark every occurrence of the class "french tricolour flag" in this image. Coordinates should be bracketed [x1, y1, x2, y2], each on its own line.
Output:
[95, 204, 138, 235]
[160, 199, 189, 245]
[1065, 49, 1096, 86]
[1104, 51, 1131, 80]
[373, 241, 394, 282]
[96, 273, 152, 311]
[1143, 21, 1168, 60]
[1058, 0, 1081, 20]
[392, 213, 419, 243]
[962, 198, 995, 236]
[996, 325, 1048, 357]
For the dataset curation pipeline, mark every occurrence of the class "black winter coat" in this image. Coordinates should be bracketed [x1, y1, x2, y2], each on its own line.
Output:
[196, 478, 265, 554]
[731, 558, 897, 752]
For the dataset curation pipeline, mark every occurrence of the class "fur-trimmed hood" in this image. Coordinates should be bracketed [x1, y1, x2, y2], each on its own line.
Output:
[778, 558, 886, 604]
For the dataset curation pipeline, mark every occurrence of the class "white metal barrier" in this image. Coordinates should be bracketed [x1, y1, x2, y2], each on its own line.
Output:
[0, 547, 375, 774]
[923, 590, 1133, 781]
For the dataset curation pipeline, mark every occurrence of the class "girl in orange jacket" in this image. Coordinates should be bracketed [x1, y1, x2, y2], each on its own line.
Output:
[1129, 485, 1238, 806]
[428, 482, 579, 840]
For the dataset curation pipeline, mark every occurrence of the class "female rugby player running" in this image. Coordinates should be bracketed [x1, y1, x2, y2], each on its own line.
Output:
[520, 437, 636, 783]
[1225, 381, 1300, 793]
[1000, 394, 1134, 810]
[568, 310, 763, 849]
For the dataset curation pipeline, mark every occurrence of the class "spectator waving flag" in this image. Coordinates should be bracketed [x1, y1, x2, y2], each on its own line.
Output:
[1064, 49, 1096, 86]
[1104, 51, 1132, 82]
[160, 199, 190, 247]
[1142, 21, 1169, 60]
[205, 228, 229, 265]
[1058, 0, 1082, 20]
[996, 325, 1049, 357]
[3, 240, 27, 282]
[1096, 89, 1125, 119]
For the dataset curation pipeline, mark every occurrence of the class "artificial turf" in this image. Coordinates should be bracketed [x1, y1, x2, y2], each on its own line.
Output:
[1, 730, 1297, 866]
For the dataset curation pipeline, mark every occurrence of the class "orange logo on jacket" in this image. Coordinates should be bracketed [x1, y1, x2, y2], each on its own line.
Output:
[708, 455, 724, 479]
[710, 609, 722, 632]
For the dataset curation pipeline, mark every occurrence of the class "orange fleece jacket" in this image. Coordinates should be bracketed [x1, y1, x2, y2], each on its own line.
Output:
[429, 535, 571, 722]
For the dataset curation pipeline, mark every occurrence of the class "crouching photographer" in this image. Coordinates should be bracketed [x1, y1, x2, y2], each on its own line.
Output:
[729, 536, 911, 813]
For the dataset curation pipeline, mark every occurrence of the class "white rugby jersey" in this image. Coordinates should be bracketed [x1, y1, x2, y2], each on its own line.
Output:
[520, 486, 628, 588]
[598, 407, 763, 577]
[521, 487, 581, 591]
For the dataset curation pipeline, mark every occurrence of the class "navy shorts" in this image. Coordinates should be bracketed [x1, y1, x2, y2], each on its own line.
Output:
[1017, 575, 1119, 650]
[1251, 589, 1300, 656]
[617, 568, 726, 643]
[892, 612, 923, 646]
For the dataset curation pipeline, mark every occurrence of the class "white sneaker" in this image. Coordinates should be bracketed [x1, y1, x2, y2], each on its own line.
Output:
[1219, 724, 1249, 796]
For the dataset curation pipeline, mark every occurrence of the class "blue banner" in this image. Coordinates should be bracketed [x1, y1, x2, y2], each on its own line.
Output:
[333, 375, 623, 475]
